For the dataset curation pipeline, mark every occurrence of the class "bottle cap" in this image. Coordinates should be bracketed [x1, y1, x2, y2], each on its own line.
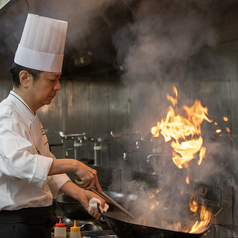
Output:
[70, 220, 81, 231]
[56, 218, 65, 228]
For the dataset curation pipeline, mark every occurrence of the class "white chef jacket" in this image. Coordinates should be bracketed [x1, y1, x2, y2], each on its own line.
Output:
[0, 91, 70, 210]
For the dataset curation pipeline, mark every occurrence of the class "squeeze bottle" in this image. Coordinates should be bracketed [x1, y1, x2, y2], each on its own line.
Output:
[69, 220, 81, 238]
[54, 218, 66, 238]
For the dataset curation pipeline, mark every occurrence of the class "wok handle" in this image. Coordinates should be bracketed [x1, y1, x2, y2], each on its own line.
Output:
[91, 188, 136, 220]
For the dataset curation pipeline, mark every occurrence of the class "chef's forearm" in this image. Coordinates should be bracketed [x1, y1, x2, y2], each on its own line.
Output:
[59, 180, 84, 200]
[48, 158, 78, 176]
[59, 181, 91, 210]
[49, 157, 100, 192]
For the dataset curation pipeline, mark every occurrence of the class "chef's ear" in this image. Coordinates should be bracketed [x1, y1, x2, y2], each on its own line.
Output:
[19, 70, 32, 88]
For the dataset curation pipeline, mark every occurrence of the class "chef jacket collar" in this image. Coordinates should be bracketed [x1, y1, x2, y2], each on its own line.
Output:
[9, 91, 36, 118]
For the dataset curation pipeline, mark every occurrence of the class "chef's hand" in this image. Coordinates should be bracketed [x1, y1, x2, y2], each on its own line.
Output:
[59, 181, 105, 221]
[74, 161, 102, 193]
[49, 158, 102, 193]
[79, 190, 106, 221]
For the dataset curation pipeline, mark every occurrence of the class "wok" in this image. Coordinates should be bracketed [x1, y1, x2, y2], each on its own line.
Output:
[54, 191, 133, 220]
[54, 194, 92, 219]
[103, 212, 210, 238]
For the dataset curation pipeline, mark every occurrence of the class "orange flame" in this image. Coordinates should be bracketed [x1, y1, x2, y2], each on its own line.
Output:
[146, 191, 161, 210]
[189, 197, 211, 233]
[151, 87, 212, 169]
[189, 205, 211, 233]
[186, 176, 189, 184]
[150, 87, 212, 233]
[223, 117, 228, 122]
[189, 198, 198, 213]
[167, 86, 178, 106]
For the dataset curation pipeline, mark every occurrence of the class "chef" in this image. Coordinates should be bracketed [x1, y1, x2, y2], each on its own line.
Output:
[0, 14, 106, 238]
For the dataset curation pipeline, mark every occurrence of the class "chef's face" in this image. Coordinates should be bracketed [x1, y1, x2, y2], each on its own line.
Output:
[28, 71, 61, 110]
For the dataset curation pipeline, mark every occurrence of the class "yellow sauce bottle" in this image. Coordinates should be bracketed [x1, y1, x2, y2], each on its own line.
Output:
[69, 220, 81, 238]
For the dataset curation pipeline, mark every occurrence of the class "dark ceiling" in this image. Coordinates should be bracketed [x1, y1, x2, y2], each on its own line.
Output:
[1, 0, 238, 77]
[0, 0, 137, 75]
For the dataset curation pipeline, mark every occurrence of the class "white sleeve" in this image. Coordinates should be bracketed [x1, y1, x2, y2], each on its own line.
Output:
[0, 115, 53, 188]
[48, 147, 72, 198]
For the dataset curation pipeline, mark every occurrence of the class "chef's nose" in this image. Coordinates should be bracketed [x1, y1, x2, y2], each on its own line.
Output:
[54, 79, 61, 91]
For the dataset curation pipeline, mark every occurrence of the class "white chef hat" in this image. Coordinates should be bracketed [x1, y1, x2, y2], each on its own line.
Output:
[14, 13, 68, 73]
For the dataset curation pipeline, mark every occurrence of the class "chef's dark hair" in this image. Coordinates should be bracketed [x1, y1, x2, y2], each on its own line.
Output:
[10, 63, 42, 88]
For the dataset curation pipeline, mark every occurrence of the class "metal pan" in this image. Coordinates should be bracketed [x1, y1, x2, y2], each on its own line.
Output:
[91, 188, 135, 220]
[103, 211, 210, 238]
[54, 194, 92, 219]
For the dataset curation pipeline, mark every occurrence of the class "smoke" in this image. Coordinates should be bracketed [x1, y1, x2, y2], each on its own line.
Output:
[110, 1, 235, 228]
[123, 179, 199, 230]
[113, 0, 220, 84]
[0, 0, 117, 56]
[110, 0, 227, 137]
[24, 0, 117, 50]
